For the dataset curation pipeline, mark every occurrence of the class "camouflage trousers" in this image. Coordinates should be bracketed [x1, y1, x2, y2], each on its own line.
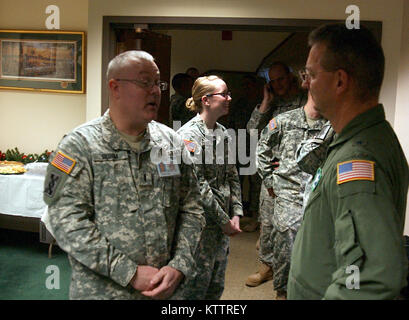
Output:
[270, 227, 298, 292]
[177, 226, 229, 300]
[258, 183, 274, 266]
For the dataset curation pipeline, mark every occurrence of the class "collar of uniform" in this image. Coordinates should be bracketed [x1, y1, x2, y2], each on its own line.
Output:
[101, 109, 153, 152]
[329, 104, 385, 148]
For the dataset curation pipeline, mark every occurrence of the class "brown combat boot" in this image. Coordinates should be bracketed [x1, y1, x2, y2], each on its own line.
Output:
[245, 263, 273, 287]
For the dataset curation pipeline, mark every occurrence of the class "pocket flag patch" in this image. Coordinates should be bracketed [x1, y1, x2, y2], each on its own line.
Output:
[183, 139, 197, 153]
[51, 151, 76, 174]
[269, 118, 277, 131]
[337, 160, 375, 184]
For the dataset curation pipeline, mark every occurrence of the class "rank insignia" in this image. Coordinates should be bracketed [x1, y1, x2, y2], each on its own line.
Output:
[183, 139, 196, 153]
[269, 118, 277, 131]
[337, 160, 375, 184]
[51, 151, 76, 174]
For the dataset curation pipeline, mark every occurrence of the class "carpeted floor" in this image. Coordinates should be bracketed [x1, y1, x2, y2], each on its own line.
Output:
[0, 227, 274, 300]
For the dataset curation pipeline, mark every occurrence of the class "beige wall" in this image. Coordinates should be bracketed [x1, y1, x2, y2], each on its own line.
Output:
[165, 29, 290, 77]
[394, 0, 409, 236]
[0, 0, 88, 154]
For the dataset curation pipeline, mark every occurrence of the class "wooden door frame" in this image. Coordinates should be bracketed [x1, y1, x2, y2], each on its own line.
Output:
[102, 16, 382, 115]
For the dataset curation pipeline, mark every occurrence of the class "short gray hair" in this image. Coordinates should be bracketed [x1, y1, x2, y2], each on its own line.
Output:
[106, 50, 155, 81]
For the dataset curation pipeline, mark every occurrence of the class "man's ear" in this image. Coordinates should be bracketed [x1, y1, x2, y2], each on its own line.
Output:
[108, 79, 120, 98]
[335, 69, 349, 94]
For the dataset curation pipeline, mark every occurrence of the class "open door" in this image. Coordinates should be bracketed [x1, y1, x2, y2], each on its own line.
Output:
[114, 28, 171, 125]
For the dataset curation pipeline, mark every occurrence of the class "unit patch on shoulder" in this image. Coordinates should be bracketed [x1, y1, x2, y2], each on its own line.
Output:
[183, 139, 197, 153]
[51, 151, 76, 174]
[269, 118, 277, 131]
[337, 160, 375, 184]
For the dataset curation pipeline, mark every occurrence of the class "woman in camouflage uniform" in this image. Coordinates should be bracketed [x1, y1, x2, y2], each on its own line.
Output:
[176, 76, 244, 299]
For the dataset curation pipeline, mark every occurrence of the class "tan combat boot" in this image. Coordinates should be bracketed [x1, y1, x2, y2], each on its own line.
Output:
[245, 263, 273, 287]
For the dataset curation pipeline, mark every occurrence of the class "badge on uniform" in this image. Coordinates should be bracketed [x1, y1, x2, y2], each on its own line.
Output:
[311, 167, 322, 191]
[183, 139, 196, 153]
[157, 162, 181, 177]
[337, 160, 375, 184]
[269, 118, 277, 131]
[51, 151, 76, 174]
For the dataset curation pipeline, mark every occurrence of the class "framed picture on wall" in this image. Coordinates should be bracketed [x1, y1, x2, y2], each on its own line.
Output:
[0, 30, 85, 93]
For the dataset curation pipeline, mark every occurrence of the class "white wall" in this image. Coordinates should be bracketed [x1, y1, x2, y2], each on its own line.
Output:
[394, 0, 409, 236]
[0, 0, 87, 154]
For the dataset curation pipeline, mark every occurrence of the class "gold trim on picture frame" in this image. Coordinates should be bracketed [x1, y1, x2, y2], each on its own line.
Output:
[0, 29, 85, 94]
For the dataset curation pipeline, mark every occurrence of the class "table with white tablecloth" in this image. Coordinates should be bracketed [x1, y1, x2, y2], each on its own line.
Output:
[0, 172, 47, 219]
[0, 163, 54, 241]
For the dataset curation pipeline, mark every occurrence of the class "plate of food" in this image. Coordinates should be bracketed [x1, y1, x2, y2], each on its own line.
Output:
[0, 161, 27, 174]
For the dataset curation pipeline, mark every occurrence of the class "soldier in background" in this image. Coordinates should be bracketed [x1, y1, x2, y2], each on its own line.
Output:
[177, 75, 243, 299]
[169, 73, 195, 127]
[228, 74, 263, 231]
[256, 90, 326, 299]
[43, 50, 205, 300]
[245, 62, 307, 287]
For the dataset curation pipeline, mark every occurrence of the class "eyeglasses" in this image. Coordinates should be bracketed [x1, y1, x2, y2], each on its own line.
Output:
[298, 68, 310, 82]
[115, 78, 168, 92]
[299, 68, 339, 82]
[206, 92, 232, 98]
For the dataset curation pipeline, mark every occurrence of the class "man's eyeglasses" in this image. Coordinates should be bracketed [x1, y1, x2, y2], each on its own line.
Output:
[298, 68, 310, 82]
[115, 78, 168, 92]
[206, 92, 232, 98]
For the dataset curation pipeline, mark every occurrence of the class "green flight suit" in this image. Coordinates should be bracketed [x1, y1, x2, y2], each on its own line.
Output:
[288, 104, 409, 300]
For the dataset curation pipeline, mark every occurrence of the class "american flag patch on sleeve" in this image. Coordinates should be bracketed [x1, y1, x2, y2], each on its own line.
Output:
[337, 160, 375, 184]
[51, 151, 76, 174]
[183, 139, 196, 153]
[269, 118, 277, 131]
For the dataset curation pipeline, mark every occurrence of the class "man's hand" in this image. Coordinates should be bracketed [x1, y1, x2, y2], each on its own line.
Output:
[129, 265, 159, 292]
[221, 216, 242, 236]
[141, 266, 184, 300]
[259, 83, 275, 113]
[267, 187, 276, 198]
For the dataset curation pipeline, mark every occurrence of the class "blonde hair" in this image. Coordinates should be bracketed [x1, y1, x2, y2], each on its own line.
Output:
[186, 75, 222, 113]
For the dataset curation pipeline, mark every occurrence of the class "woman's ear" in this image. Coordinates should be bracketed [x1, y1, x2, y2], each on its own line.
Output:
[202, 95, 210, 107]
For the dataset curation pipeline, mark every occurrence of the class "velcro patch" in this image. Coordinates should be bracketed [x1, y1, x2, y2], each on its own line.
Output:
[183, 139, 196, 153]
[337, 160, 375, 184]
[44, 172, 61, 198]
[51, 151, 76, 174]
[269, 118, 277, 131]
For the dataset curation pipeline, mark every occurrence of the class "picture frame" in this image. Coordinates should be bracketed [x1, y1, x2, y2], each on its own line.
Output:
[0, 30, 85, 93]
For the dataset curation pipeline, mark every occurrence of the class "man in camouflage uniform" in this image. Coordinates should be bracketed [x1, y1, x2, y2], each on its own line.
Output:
[256, 91, 326, 299]
[296, 121, 335, 208]
[246, 62, 307, 287]
[177, 112, 243, 300]
[43, 51, 205, 300]
[169, 73, 195, 128]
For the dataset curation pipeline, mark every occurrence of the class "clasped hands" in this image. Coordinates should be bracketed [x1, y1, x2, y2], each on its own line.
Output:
[130, 265, 183, 300]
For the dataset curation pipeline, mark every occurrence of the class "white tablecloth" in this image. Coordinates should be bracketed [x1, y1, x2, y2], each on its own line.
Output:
[0, 172, 47, 218]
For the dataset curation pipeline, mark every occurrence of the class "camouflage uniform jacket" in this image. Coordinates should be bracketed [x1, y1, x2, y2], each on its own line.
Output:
[246, 90, 307, 134]
[177, 114, 244, 227]
[296, 121, 335, 209]
[43, 110, 205, 299]
[257, 107, 327, 230]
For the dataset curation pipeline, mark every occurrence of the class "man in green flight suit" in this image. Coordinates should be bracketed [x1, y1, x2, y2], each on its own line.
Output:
[288, 23, 409, 299]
